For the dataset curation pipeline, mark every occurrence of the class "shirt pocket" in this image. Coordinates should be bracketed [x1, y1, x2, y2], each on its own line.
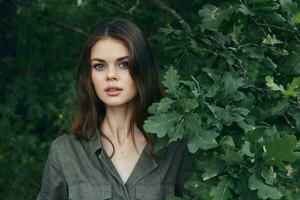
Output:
[68, 183, 112, 200]
[136, 184, 174, 200]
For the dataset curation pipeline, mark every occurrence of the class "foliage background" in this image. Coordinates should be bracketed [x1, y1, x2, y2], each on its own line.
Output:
[1, 0, 300, 199]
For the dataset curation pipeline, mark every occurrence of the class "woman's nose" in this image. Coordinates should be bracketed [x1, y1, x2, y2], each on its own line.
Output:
[106, 65, 118, 79]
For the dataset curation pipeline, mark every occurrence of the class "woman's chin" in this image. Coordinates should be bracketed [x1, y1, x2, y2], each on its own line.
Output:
[103, 98, 136, 108]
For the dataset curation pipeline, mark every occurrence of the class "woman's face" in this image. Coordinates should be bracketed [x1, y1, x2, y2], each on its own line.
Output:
[90, 36, 138, 108]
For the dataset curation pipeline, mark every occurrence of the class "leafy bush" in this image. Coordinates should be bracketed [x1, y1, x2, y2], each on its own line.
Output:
[144, 0, 300, 199]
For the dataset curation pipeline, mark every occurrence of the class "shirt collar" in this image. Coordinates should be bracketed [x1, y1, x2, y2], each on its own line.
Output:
[87, 128, 166, 158]
[88, 128, 102, 154]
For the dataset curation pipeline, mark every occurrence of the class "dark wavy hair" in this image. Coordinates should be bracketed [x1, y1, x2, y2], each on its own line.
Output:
[70, 18, 165, 159]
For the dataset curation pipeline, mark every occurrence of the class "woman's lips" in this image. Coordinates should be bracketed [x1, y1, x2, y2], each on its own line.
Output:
[105, 89, 122, 96]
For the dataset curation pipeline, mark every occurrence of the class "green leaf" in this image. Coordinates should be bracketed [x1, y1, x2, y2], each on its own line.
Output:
[220, 73, 244, 99]
[209, 176, 233, 200]
[157, 97, 176, 113]
[262, 34, 283, 46]
[168, 116, 184, 142]
[295, 12, 300, 24]
[220, 136, 235, 150]
[162, 66, 181, 96]
[201, 166, 224, 181]
[143, 112, 181, 138]
[280, 46, 300, 75]
[185, 113, 219, 153]
[148, 102, 159, 114]
[292, 112, 300, 131]
[236, 176, 259, 200]
[221, 150, 244, 165]
[245, 127, 266, 155]
[265, 76, 285, 93]
[153, 136, 169, 154]
[252, 2, 280, 11]
[265, 134, 298, 170]
[238, 4, 255, 16]
[179, 98, 199, 113]
[285, 76, 300, 97]
[237, 120, 255, 133]
[279, 0, 298, 14]
[261, 13, 286, 25]
[199, 155, 226, 181]
[261, 167, 276, 185]
[240, 140, 255, 157]
[197, 4, 232, 31]
[209, 105, 249, 125]
[271, 98, 289, 115]
[242, 47, 265, 60]
[248, 173, 282, 199]
[180, 79, 201, 98]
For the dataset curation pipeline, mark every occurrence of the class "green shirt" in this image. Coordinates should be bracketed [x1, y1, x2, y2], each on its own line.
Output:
[36, 130, 195, 200]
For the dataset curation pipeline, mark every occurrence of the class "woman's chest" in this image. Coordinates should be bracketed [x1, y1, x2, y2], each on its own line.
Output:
[109, 148, 143, 184]
[60, 142, 186, 199]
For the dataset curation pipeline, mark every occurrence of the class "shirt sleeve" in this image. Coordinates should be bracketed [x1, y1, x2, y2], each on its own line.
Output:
[36, 141, 68, 200]
[175, 143, 196, 196]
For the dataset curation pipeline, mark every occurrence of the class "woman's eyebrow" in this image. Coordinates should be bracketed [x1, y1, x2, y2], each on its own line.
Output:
[91, 56, 129, 62]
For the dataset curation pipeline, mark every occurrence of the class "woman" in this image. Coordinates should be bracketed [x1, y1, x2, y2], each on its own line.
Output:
[37, 18, 195, 200]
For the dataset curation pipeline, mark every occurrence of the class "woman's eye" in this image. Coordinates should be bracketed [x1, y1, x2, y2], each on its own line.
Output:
[93, 63, 104, 71]
[119, 61, 129, 69]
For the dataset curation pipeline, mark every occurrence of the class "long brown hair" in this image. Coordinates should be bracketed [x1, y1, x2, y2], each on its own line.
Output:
[70, 18, 165, 159]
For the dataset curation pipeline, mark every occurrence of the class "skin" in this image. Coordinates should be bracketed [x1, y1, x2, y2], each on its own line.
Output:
[90, 36, 146, 183]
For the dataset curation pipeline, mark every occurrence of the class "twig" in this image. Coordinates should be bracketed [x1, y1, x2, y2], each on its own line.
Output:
[251, 16, 268, 38]
[128, 0, 140, 15]
[283, 113, 295, 129]
[151, 0, 192, 36]
[99, 0, 131, 15]
[14, 1, 87, 36]
[247, 85, 268, 92]
[255, 22, 294, 33]
[98, 0, 140, 15]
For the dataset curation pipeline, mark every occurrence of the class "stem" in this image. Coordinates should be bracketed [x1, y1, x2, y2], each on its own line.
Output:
[14, 0, 87, 36]
[151, 0, 192, 36]
[283, 113, 295, 129]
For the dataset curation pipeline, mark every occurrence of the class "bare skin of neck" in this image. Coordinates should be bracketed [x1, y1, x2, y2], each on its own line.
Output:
[100, 101, 146, 156]
[99, 104, 147, 184]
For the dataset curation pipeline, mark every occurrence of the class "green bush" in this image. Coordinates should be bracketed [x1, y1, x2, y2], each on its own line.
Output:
[144, 0, 300, 199]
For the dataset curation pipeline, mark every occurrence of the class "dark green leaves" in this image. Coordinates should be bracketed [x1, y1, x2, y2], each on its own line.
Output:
[146, 1, 300, 200]
[209, 176, 233, 200]
[143, 111, 181, 138]
[162, 66, 181, 96]
[185, 113, 219, 153]
[248, 173, 283, 199]
[198, 4, 232, 31]
[265, 135, 298, 170]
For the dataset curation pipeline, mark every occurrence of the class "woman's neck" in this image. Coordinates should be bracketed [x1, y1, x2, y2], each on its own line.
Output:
[101, 104, 136, 145]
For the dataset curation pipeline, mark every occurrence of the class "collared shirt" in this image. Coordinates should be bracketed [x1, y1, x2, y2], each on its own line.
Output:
[36, 129, 195, 200]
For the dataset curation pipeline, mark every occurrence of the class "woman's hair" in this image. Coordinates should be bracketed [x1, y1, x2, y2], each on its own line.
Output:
[70, 18, 165, 159]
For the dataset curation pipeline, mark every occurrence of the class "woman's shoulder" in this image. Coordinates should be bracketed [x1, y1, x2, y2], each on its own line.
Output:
[46, 133, 87, 165]
[51, 133, 76, 147]
[49, 133, 84, 154]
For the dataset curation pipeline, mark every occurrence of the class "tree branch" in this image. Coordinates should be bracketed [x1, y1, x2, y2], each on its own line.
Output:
[99, 0, 131, 15]
[14, 1, 87, 36]
[283, 113, 295, 129]
[98, 0, 140, 15]
[151, 0, 192, 35]
[128, 0, 140, 15]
